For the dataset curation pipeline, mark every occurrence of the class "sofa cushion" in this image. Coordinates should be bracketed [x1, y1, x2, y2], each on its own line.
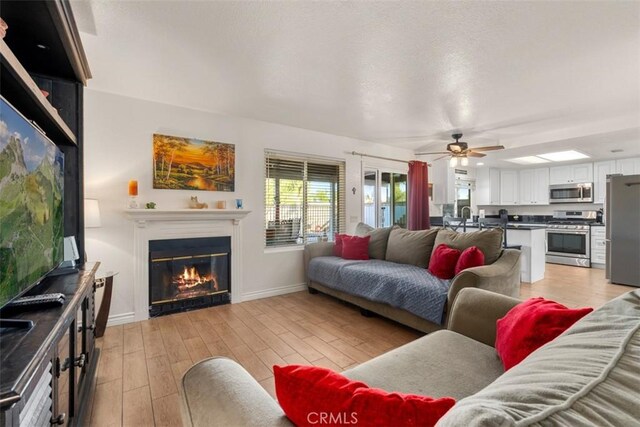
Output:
[434, 228, 503, 265]
[495, 298, 593, 370]
[428, 244, 462, 280]
[307, 257, 450, 325]
[274, 365, 456, 427]
[385, 227, 439, 268]
[437, 290, 640, 427]
[354, 222, 395, 260]
[341, 235, 370, 260]
[454, 246, 485, 275]
[344, 330, 505, 401]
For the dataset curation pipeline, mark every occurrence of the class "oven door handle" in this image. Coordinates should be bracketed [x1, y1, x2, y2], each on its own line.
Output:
[546, 230, 590, 235]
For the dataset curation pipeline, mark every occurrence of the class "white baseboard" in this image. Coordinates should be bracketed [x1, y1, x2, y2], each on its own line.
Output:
[241, 283, 307, 302]
[106, 312, 135, 327]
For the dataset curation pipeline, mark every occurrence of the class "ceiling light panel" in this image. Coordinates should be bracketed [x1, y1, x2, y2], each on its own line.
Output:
[505, 156, 551, 165]
[538, 150, 590, 162]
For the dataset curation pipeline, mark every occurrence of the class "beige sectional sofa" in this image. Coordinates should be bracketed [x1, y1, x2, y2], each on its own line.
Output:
[304, 224, 521, 333]
[180, 288, 640, 426]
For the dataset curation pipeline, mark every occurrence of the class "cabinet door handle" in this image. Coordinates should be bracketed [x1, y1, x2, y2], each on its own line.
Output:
[51, 413, 66, 425]
[60, 357, 71, 373]
[79, 324, 96, 332]
[74, 354, 86, 368]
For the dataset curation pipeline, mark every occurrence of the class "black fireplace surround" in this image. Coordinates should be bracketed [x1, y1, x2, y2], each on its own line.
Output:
[149, 236, 231, 317]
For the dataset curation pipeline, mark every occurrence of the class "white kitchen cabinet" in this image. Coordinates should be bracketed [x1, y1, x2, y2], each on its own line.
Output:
[534, 168, 550, 204]
[499, 170, 519, 205]
[476, 168, 501, 205]
[549, 163, 593, 184]
[519, 168, 549, 205]
[615, 157, 640, 176]
[593, 160, 616, 204]
[591, 226, 606, 267]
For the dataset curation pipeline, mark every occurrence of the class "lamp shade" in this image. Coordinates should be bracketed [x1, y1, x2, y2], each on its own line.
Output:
[85, 199, 102, 228]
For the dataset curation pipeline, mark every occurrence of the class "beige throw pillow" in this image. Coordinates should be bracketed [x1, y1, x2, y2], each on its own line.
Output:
[385, 228, 440, 268]
[354, 223, 395, 260]
[433, 228, 503, 265]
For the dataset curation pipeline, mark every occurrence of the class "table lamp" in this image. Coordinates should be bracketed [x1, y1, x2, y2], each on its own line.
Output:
[85, 198, 102, 228]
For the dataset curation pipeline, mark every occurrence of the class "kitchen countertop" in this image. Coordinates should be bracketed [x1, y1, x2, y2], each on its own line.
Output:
[465, 223, 547, 230]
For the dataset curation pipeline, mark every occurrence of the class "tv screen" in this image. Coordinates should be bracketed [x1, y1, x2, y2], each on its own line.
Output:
[0, 96, 64, 308]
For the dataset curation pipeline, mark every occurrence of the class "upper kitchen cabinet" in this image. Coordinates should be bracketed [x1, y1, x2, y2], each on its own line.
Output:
[593, 160, 616, 204]
[549, 163, 593, 184]
[499, 170, 519, 205]
[476, 168, 501, 205]
[615, 157, 640, 176]
[519, 168, 549, 205]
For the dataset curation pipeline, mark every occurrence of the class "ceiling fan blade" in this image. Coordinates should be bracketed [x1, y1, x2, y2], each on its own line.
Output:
[432, 154, 451, 162]
[469, 145, 505, 152]
[467, 151, 487, 158]
[414, 151, 450, 156]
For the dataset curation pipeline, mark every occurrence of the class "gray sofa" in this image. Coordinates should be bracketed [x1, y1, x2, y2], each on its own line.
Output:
[180, 288, 640, 426]
[304, 225, 521, 333]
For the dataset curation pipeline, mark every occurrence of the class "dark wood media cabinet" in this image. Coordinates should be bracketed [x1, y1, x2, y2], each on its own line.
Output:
[0, 263, 100, 426]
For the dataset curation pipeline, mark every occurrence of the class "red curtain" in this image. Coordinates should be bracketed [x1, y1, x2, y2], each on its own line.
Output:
[408, 161, 430, 230]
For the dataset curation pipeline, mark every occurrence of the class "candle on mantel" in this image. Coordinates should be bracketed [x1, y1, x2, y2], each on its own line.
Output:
[128, 180, 138, 196]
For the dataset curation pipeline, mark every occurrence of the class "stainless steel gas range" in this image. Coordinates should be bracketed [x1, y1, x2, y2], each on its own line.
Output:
[546, 210, 597, 268]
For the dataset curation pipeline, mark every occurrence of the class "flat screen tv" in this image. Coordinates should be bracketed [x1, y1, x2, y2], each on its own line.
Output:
[0, 95, 64, 308]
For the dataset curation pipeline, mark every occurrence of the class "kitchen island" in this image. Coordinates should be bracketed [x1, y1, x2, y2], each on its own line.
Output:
[463, 225, 546, 283]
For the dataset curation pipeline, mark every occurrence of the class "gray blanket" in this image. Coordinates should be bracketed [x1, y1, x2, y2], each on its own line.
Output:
[308, 257, 451, 325]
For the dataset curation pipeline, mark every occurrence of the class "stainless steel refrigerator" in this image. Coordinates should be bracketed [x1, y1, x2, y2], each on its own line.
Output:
[605, 174, 640, 287]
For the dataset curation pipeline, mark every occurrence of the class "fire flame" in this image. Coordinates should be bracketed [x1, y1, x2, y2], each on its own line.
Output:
[174, 266, 219, 291]
[182, 266, 201, 283]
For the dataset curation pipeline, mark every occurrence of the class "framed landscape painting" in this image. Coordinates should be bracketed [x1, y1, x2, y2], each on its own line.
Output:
[152, 133, 235, 191]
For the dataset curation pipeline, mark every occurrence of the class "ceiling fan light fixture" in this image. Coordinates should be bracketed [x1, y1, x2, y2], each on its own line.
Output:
[461, 157, 469, 166]
[449, 157, 458, 168]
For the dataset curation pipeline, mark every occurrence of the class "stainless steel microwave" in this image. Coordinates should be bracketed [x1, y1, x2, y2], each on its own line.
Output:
[549, 182, 594, 204]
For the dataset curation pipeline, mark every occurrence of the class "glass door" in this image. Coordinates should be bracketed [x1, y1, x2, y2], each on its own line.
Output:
[363, 168, 407, 228]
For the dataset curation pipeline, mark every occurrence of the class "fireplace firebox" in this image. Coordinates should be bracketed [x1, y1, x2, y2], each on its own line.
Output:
[149, 237, 231, 317]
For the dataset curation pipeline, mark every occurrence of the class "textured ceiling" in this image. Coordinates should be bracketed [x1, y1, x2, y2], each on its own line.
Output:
[74, 1, 640, 157]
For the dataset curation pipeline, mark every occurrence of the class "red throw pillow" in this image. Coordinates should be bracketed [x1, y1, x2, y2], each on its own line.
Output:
[495, 298, 593, 370]
[428, 244, 462, 279]
[341, 235, 370, 260]
[333, 233, 346, 257]
[454, 246, 485, 275]
[274, 365, 456, 427]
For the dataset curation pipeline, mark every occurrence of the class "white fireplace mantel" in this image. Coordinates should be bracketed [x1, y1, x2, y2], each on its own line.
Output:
[125, 208, 251, 227]
[124, 208, 251, 321]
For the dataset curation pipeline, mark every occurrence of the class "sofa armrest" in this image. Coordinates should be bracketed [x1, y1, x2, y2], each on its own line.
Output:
[303, 242, 335, 280]
[446, 249, 521, 316]
[447, 288, 520, 347]
[181, 357, 292, 427]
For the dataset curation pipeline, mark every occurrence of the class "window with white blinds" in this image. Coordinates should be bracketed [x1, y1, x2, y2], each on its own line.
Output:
[265, 150, 345, 247]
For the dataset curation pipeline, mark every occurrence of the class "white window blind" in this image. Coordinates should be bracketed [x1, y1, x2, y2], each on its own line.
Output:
[265, 151, 345, 247]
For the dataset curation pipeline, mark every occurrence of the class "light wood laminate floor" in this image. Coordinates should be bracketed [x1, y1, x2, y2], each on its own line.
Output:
[88, 264, 635, 426]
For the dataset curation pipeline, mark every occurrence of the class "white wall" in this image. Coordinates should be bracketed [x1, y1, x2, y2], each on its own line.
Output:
[83, 89, 413, 324]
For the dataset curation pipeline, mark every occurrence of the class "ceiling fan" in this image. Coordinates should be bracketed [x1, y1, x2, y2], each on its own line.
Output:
[415, 133, 505, 166]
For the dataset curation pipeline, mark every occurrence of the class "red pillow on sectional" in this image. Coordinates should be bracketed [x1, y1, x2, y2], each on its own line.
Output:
[333, 233, 346, 257]
[495, 298, 593, 370]
[428, 244, 462, 279]
[454, 246, 485, 275]
[341, 235, 370, 260]
[274, 365, 456, 427]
